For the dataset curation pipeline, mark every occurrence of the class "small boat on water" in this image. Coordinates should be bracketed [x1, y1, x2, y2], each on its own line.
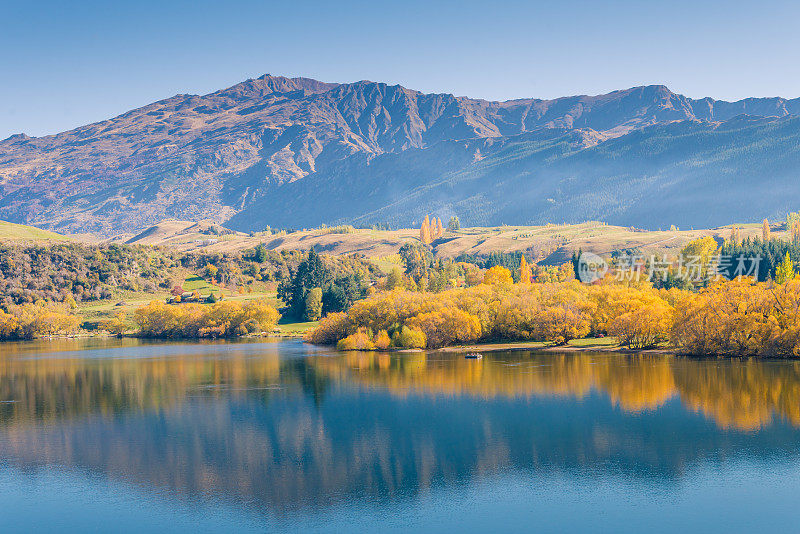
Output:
[465, 353, 483, 359]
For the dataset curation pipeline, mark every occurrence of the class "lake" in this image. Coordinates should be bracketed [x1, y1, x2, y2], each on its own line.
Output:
[1, 338, 800, 532]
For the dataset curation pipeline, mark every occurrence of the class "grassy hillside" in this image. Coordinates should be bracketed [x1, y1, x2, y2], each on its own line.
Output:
[2, 217, 780, 264]
[123, 219, 775, 264]
[0, 220, 70, 241]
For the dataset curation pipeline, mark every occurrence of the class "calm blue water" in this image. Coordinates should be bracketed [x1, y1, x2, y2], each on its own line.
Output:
[1, 338, 799, 532]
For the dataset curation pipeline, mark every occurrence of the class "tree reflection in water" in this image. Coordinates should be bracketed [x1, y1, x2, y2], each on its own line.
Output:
[1, 339, 800, 513]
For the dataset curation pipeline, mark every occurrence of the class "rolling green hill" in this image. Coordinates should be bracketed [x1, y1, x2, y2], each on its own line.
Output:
[0, 220, 70, 241]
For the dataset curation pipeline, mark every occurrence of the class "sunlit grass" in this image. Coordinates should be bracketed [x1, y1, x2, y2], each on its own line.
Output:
[568, 337, 619, 347]
[0, 220, 70, 241]
[277, 319, 319, 335]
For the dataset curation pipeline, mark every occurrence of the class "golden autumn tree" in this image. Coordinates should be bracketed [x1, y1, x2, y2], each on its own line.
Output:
[762, 218, 771, 241]
[775, 252, 795, 284]
[483, 266, 514, 286]
[729, 225, 741, 245]
[518, 256, 532, 284]
[792, 221, 800, 243]
[409, 307, 482, 348]
[608, 297, 673, 349]
[98, 311, 128, 336]
[420, 215, 431, 244]
[0, 310, 20, 339]
[679, 236, 718, 282]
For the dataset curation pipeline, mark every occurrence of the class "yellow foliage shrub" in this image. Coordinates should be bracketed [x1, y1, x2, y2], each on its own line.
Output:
[304, 312, 351, 345]
[409, 307, 482, 348]
[0, 303, 80, 339]
[669, 278, 790, 356]
[483, 265, 513, 286]
[608, 302, 673, 349]
[98, 312, 128, 336]
[337, 329, 375, 351]
[305, 274, 800, 356]
[0, 310, 20, 338]
[133, 299, 279, 338]
[588, 281, 674, 348]
[494, 282, 594, 343]
[392, 325, 427, 349]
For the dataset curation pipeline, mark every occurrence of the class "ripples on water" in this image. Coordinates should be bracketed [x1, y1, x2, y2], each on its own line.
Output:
[1, 338, 800, 532]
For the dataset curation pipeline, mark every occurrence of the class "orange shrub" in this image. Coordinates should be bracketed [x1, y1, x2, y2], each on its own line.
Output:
[373, 330, 392, 350]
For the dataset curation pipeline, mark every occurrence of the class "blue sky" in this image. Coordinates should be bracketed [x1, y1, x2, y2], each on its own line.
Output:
[2, 0, 800, 139]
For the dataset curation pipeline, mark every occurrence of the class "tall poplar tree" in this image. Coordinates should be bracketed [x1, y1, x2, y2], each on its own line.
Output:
[420, 215, 431, 244]
[776, 252, 795, 283]
[518, 256, 532, 283]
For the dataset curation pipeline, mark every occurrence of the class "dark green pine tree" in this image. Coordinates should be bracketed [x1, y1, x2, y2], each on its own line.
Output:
[277, 248, 331, 317]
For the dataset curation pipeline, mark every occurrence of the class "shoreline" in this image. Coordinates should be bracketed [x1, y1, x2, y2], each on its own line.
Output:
[2, 335, 793, 359]
[434, 340, 675, 355]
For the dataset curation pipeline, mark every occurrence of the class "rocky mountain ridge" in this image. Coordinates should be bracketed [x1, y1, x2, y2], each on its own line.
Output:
[1, 74, 799, 234]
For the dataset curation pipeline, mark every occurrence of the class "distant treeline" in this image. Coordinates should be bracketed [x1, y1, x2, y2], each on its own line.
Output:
[720, 237, 800, 281]
[0, 243, 380, 340]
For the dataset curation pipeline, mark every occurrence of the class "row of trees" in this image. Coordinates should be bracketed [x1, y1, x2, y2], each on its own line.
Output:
[455, 251, 530, 278]
[0, 302, 81, 340]
[307, 263, 800, 356]
[133, 299, 280, 338]
[720, 236, 800, 282]
[0, 242, 379, 317]
[0, 298, 282, 340]
[419, 215, 445, 245]
[416, 214, 464, 243]
[0, 243, 169, 306]
[568, 233, 800, 288]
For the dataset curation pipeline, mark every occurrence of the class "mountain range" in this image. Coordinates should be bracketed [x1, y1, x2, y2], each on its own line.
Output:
[2, 74, 800, 235]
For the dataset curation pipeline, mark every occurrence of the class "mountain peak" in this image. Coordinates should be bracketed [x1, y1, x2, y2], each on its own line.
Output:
[1, 133, 32, 143]
[213, 74, 340, 100]
[3, 74, 800, 234]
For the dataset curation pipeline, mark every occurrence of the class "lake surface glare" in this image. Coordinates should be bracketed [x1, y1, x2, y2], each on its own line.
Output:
[1, 338, 799, 532]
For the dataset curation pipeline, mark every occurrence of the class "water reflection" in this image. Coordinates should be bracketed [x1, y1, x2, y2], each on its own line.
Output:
[1, 339, 800, 517]
[310, 350, 800, 430]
